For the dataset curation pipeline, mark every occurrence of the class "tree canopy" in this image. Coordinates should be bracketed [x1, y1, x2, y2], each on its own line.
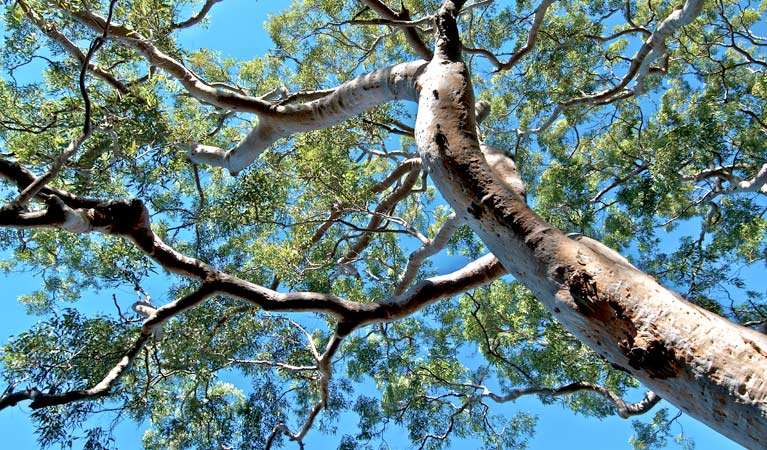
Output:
[0, 0, 765, 449]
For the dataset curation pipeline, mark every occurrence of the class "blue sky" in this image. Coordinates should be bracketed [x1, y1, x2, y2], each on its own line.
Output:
[0, 0, 751, 448]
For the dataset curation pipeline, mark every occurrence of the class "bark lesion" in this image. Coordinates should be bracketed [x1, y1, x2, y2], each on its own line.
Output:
[566, 270, 681, 379]
[567, 270, 604, 319]
[623, 338, 681, 380]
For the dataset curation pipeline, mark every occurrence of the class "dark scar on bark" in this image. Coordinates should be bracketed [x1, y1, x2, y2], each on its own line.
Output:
[568, 270, 680, 379]
[622, 339, 681, 379]
[467, 202, 483, 219]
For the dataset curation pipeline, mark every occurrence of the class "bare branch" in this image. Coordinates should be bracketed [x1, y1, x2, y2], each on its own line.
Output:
[358, 0, 434, 60]
[585, 26, 652, 43]
[497, 0, 556, 71]
[345, 16, 431, 28]
[16, 0, 129, 94]
[173, 0, 223, 29]
[270, 329, 346, 445]
[394, 213, 462, 294]
[68, 9, 273, 114]
[482, 382, 660, 418]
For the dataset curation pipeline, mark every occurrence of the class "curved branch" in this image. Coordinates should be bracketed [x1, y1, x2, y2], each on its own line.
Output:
[733, 163, 767, 193]
[0, 333, 151, 410]
[359, 0, 434, 60]
[0, 159, 504, 333]
[338, 166, 422, 264]
[682, 163, 767, 194]
[519, 0, 704, 135]
[371, 158, 422, 193]
[17, 0, 128, 94]
[394, 213, 462, 294]
[270, 328, 346, 445]
[497, 0, 556, 71]
[172, 0, 223, 29]
[0, 285, 215, 410]
[9, 2, 120, 208]
[584, 27, 652, 42]
[590, 163, 649, 203]
[187, 60, 425, 175]
[482, 382, 660, 419]
[68, 9, 274, 114]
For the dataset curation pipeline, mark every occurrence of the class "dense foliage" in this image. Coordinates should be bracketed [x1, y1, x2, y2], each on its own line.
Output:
[0, 0, 765, 448]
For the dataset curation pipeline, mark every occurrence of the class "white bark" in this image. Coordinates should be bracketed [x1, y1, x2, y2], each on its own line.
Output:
[69, 8, 426, 175]
[735, 163, 767, 193]
[413, 39, 767, 449]
[47, 2, 766, 446]
[394, 213, 462, 294]
[187, 61, 426, 174]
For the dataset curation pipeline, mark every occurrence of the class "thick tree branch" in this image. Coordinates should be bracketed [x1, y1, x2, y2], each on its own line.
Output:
[731, 163, 767, 193]
[414, 3, 767, 447]
[230, 359, 318, 372]
[68, 7, 425, 175]
[186, 60, 425, 175]
[682, 163, 767, 194]
[0, 158, 504, 333]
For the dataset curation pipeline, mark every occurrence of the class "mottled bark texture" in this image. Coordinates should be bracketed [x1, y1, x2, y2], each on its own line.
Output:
[412, 1, 767, 448]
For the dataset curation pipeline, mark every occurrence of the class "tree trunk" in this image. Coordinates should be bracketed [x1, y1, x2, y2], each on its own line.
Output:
[412, 2, 767, 448]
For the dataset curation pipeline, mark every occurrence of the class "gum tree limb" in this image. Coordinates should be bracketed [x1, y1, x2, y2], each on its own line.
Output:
[413, 2, 767, 447]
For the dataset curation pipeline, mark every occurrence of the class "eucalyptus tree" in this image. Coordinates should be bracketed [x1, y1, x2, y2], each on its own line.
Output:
[0, 0, 765, 449]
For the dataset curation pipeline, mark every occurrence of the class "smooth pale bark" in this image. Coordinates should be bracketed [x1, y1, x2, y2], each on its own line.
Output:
[412, 3, 767, 448]
[188, 61, 427, 175]
[68, 8, 427, 175]
[34, 1, 766, 445]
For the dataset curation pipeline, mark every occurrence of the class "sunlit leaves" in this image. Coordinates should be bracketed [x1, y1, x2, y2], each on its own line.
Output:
[1, 0, 766, 449]
[631, 409, 695, 450]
